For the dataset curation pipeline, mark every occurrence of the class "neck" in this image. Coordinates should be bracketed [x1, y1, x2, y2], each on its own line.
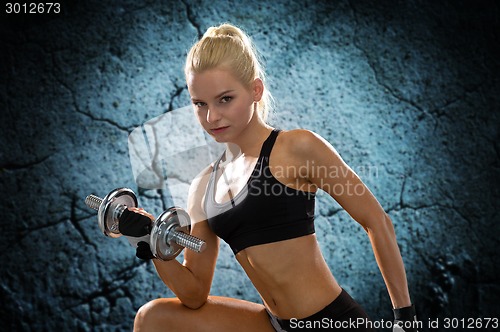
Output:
[225, 113, 272, 159]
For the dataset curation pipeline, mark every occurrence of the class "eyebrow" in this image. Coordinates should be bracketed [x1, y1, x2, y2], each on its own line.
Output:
[191, 90, 235, 102]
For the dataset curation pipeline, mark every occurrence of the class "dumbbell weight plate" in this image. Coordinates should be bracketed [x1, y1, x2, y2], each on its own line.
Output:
[98, 188, 138, 238]
[150, 207, 191, 260]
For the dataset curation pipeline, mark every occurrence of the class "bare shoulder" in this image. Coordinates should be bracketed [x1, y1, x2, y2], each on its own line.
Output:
[187, 163, 213, 223]
[278, 129, 331, 157]
[189, 163, 213, 194]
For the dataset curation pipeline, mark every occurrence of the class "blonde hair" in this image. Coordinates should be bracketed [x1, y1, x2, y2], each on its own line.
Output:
[185, 23, 273, 122]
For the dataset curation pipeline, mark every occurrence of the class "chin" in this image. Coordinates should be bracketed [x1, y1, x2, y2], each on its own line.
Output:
[206, 131, 227, 143]
[207, 128, 234, 143]
[212, 137, 227, 143]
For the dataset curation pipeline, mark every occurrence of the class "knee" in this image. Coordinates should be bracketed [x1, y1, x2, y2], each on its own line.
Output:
[134, 298, 180, 331]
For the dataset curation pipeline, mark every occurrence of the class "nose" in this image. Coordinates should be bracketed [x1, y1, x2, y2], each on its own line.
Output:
[206, 106, 222, 123]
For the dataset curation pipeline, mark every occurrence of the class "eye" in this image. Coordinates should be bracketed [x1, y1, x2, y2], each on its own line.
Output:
[220, 96, 232, 103]
[193, 101, 206, 108]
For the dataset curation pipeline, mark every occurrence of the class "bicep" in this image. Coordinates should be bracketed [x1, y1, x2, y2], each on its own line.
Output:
[183, 166, 219, 287]
[182, 219, 219, 287]
[302, 132, 387, 229]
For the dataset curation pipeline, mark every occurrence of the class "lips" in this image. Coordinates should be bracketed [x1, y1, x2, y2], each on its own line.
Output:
[210, 126, 229, 134]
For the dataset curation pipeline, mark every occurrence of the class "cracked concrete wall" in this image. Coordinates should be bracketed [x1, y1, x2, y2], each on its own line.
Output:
[1, 0, 499, 331]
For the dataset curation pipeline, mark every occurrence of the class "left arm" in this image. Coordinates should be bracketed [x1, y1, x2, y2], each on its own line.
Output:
[290, 129, 412, 309]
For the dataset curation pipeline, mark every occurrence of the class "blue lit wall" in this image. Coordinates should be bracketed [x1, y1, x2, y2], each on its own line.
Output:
[1, 1, 498, 331]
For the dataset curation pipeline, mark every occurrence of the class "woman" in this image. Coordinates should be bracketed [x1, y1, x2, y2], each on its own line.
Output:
[125, 23, 417, 331]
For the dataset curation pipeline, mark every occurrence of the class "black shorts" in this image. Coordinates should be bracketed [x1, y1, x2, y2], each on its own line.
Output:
[266, 289, 376, 331]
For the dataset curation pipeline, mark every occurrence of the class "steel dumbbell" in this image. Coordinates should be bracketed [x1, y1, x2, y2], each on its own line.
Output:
[84, 188, 206, 260]
[149, 206, 206, 260]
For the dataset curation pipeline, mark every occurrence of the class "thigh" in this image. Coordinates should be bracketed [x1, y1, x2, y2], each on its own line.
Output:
[134, 295, 276, 332]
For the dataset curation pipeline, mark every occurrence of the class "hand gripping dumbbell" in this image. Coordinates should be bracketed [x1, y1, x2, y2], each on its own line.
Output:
[84, 187, 206, 260]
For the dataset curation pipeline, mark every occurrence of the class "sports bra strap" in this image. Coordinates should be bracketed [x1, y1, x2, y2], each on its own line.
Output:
[259, 129, 281, 159]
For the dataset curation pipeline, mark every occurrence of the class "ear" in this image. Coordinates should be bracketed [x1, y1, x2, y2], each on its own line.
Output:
[252, 78, 264, 102]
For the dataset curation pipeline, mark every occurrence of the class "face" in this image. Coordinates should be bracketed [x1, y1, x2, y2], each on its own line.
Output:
[187, 68, 262, 143]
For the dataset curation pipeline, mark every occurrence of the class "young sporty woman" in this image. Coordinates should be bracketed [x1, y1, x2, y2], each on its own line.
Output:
[121, 23, 418, 331]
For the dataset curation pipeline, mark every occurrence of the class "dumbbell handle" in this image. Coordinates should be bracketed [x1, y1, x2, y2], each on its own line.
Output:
[85, 194, 107, 210]
[85, 194, 206, 254]
[168, 230, 206, 253]
[85, 194, 127, 228]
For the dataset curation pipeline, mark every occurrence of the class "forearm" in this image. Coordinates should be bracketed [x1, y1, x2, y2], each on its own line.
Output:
[366, 213, 412, 309]
[152, 259, 207, 309]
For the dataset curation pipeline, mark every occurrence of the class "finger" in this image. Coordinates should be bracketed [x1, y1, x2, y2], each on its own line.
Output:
[128, 207, 155, 220]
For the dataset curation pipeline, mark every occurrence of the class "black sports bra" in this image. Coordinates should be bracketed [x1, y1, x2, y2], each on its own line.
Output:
[204, 129, 315, 254]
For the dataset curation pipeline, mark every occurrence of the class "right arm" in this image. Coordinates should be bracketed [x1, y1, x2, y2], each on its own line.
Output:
[152, 166, 219, 309]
